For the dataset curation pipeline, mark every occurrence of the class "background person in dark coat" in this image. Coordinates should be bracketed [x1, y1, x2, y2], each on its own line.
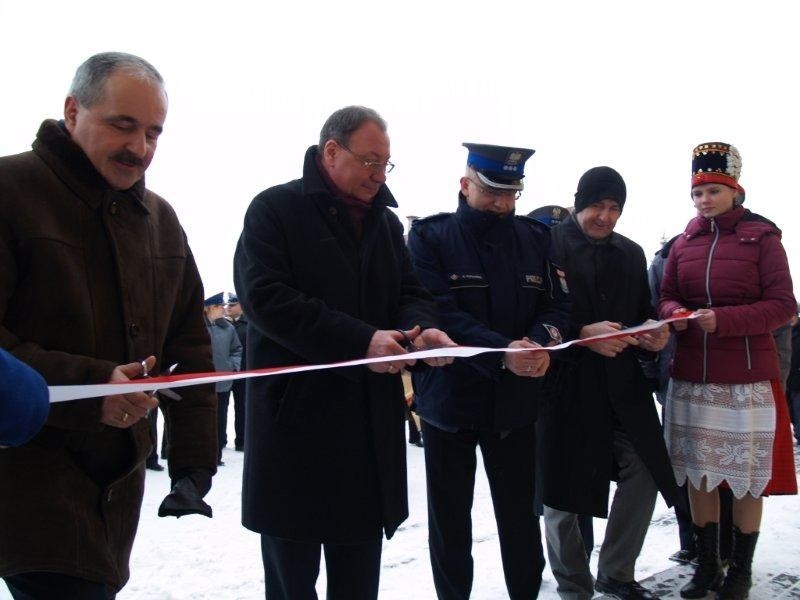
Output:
[204, 292, 242, 465]
[233, 105, 454, 600]
[407, 143, 571, 600]
[789, 311, 800, 444]
[539, 167, 677, 600]
[225, 293, 248, 451]
[649, 237, 704, 566]
[0, 53, 217, 598]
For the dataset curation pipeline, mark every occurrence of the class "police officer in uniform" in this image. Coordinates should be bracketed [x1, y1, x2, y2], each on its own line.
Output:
[407, 143, 571, 599]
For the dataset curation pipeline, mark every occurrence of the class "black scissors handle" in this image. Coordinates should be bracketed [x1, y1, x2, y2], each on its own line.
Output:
[395, 329, 417, 352]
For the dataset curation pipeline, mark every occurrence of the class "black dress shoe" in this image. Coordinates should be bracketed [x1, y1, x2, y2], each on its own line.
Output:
[217, 459, 225, 466]
[669, 549, 697, 564]
[595, 573, 659, 599]
[146, 462, 165, 472]
[408, 439, 423, 447]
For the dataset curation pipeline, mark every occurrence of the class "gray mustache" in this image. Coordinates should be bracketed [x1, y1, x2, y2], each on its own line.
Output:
[111, 151, 144, 167]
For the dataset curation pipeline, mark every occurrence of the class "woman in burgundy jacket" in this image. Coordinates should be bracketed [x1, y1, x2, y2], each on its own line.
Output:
[659, 142, 797, 600]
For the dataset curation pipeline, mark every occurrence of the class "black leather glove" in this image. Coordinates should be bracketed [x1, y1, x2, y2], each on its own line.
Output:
[158, 469, 213, 518]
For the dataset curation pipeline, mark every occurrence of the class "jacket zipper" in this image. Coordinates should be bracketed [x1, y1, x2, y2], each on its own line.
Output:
[702, 219, 720, 383]
[744, 336, 752, 369]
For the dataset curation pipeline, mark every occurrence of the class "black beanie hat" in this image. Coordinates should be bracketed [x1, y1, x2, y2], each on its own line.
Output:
[574, 166, 626, 213]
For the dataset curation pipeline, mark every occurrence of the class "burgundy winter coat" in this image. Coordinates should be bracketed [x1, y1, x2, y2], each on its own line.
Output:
[659, 206, 796, 384]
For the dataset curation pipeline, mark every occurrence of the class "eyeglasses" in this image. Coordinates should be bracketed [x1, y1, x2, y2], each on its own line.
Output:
[338, 143, 395, 174]
[467, 178, 521, 200]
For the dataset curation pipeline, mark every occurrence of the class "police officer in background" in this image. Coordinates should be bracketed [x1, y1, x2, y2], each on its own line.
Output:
[407, 144, 571, 599]
[225, 293, 248, 452]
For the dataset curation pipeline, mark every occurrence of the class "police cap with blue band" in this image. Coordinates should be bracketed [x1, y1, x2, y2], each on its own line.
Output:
[463, 143, 535, 191]
[204, 292, 225, 307]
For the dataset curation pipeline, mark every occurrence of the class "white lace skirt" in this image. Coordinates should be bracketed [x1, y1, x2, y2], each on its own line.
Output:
[664, 379, 776, 499]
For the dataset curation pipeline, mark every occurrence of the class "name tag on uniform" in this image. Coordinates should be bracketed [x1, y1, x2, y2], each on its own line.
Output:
[520, 273, 544, 288]
[448, 273, 488, 288]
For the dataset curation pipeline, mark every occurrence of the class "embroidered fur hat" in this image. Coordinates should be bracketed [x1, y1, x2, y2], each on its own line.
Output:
[691, 142, 745, 197]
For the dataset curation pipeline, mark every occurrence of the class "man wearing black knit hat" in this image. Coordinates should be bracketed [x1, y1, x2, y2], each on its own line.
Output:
[538, 166, 678, 600]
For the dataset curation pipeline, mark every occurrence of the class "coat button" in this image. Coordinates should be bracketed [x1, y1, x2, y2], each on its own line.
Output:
[129, 323, 139, 338]
[329, 207, 337, 215]
[109, 202, 118, 215]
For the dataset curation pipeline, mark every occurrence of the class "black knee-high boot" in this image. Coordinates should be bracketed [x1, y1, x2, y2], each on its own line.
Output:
[715, 527, 759, 600]
[681, 522, 724, 598]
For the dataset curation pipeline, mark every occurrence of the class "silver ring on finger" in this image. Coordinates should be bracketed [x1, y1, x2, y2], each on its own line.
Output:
[119, 411, 130, 423]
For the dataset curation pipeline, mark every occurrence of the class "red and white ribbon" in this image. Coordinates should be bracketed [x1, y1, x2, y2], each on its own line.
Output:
[48, 313, 696, 403]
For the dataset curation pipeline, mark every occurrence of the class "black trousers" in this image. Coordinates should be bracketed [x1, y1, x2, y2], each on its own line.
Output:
[146, 406, 160, 466]
[217, 390, 230, 459]
[675, 482, 695, 553]
[422, 420, 545, 600]
[4, 573, 115, 600]
[231, 378, 247, 449]
[260, 534, 382, 600]
[406, 407, 422, 444]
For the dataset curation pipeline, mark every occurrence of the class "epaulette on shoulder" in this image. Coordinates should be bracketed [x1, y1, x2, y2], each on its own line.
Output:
[410, 212, 451, 228]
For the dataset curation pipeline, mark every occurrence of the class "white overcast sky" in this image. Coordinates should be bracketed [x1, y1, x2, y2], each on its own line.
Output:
[1, 0, 798, 299]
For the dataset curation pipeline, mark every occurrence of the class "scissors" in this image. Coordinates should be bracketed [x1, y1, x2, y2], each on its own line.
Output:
[394, 329, 417, 352]
[394, 329, 447, 353]
[140, 360, 182, 401]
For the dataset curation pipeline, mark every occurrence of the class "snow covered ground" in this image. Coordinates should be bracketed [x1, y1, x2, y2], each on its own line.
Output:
[2, 421, 798, 599]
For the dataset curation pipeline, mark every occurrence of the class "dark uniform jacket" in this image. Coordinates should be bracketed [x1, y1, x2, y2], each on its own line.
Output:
[233, 146, 438, 543]
[538, 215, 679, 517]
[407, 196, 571, 431]
[0, 120, 217, 590]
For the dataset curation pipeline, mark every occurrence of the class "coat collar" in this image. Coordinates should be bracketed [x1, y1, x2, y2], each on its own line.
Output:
[685, 205, 744, 237]
[299, 145, 398, 209]
[31, 119, 149, 213]
[455, 192, 515, 242]
[558, 212, 628, 250]
[683, 206, 780, 241]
